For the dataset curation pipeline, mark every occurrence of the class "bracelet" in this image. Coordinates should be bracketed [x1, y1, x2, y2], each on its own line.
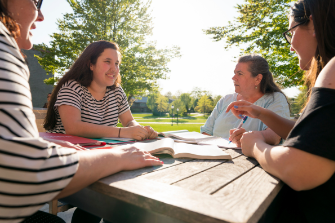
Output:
[118, 127, 121, 138]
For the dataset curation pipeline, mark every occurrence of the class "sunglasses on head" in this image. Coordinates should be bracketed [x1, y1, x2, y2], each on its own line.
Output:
[33, 0, 43, 11]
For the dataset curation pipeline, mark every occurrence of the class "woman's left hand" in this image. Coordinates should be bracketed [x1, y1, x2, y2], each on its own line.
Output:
[240, 131, 265, 158]
[143, 126, 158, 139]
[229, 128, 246, 147]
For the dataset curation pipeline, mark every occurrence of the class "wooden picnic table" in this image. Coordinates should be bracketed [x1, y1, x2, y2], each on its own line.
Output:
[61, 141, 283, 223]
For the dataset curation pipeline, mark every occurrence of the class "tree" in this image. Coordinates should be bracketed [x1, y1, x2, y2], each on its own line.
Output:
[179, 93, 193, 115]
[146, 91, 159, 114]
[290, 87, 307, 116]
[169, 99, 186, 117]
[35, 0, 180, 101]
[213, 95, 222, 107]
[195, 95, 214, 115]
[204, 0, 303, 87]
[156, 95, 169, 116]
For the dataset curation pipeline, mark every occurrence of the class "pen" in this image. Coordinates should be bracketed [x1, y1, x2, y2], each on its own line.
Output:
[229, 116, 248, 144]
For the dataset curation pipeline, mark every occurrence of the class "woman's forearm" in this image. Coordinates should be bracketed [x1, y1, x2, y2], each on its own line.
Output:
[55, 149, 123, 199]
[251, 140, 335, 191]
[259, 108, 295, 139]
[65, 121, 119, 138]
[261, 128, 281, 145]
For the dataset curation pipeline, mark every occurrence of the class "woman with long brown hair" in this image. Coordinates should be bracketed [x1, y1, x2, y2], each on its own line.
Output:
[44, 40, 157, 140]
[226, 0, 335, 221]
[0, 1, 162, 222]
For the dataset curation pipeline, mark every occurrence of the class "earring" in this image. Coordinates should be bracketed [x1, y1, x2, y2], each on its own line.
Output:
[255, 86, 258, 89]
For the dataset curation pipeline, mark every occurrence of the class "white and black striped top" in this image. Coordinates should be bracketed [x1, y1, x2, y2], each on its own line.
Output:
[0, 22, 79, 222]
[49, 80, 130, 134]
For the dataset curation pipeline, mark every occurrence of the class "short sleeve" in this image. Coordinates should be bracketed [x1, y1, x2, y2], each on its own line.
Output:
[54, 81, 82, 111]
[284, 87, 335, 161]
[261, 93, 290, 130]
[117, 86, 130, 115]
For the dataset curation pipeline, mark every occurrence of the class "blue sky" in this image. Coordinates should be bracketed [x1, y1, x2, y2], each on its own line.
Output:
[32, 0, 300, 98]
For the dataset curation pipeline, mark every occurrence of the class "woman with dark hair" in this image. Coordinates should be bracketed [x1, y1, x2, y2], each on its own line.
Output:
[226, 0, 335, 221]
[44, 40, 157, 140]
[201, 54, 290, 146]
[0, 1, 162, 222]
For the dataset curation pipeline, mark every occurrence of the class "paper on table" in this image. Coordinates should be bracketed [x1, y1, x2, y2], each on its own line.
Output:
[197, 137, 241, 149]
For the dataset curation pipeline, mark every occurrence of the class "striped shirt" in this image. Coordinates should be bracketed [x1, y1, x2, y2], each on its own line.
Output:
[49, 80, 130, 134]
[0, 22, 79, 222]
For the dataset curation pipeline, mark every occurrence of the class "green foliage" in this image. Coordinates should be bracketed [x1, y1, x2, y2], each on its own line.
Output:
[204, 0, 304, 87]
[35, 0, 180, 98]
[169, 99, 186, 116]
[195, 95, 214, 115]
[213, 95, 222, 107]
[289, 87, 307, 116]
[156, 94, 169, 115]
[179, 93, 193, 114]
[146, 91, 159, 112]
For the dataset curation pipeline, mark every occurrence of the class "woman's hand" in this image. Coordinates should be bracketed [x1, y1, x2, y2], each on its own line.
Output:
[229, 128, 246, 147]
[120, 126, 149, 140]
[226, 100, 264, 119]
[143, 126, 158, 139]
[240, 131, 265, 158]
[43, 138, 87, 151]
[115, 145, 163, 170]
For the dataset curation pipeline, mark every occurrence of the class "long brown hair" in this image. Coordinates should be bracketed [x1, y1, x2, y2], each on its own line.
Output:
[291, 0, 335, 104]
[44, 40, 122, 130]
[0, 0, 21, 39]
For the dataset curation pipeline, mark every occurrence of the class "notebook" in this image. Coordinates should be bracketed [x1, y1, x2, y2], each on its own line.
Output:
[39, 132, 106, 147]
[132, 138, 232, 159]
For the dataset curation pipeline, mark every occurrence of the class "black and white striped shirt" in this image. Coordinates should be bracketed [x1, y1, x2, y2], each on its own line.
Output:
[49, 80, 130, 134]
[0, 22, 79, 222]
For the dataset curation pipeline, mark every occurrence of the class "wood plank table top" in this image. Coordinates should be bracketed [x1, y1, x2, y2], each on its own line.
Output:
[62, 143, 283, 223]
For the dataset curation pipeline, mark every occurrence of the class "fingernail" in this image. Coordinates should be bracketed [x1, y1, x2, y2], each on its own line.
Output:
[234, 105, 238, 109]
[160, 161, 164, 164]
[239, 114, 243, 118]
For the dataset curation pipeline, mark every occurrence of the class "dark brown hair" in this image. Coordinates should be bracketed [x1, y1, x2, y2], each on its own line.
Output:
[238, 54, 290, 109]
[0, 0, 21, 39]
[44, 40, 122, 130]
[291, 0, 335, 104]
[238, 55, 286, 94]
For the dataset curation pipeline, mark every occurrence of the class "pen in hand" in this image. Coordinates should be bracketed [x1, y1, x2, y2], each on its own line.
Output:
[229, 116, 248, 144]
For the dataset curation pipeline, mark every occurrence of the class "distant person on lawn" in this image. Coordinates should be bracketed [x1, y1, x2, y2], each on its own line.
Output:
[201, 55, 290, 146]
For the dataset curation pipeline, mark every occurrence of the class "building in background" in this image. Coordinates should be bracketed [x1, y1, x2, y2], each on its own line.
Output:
[130, 97, 150, 113]
[23, 49, 54, 108]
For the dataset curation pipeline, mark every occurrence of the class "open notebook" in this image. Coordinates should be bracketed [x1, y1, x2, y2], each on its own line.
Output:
[132, 138, 231, 159]
[159, 131, 240, 149]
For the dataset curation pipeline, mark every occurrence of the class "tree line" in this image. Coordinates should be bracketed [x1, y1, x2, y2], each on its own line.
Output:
[144, 88, 222, 116]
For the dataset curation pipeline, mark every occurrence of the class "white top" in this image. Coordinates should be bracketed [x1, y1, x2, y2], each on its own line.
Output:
[201, 92, 290, 138]
[0, 22, 78, 222]
[49, 80, 130, 134]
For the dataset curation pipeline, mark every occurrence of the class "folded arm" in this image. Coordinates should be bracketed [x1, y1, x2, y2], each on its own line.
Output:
[243, 133, 335, 191]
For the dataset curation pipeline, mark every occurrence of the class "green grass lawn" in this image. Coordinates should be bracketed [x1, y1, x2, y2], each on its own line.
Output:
[120, 113, 208, 133]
